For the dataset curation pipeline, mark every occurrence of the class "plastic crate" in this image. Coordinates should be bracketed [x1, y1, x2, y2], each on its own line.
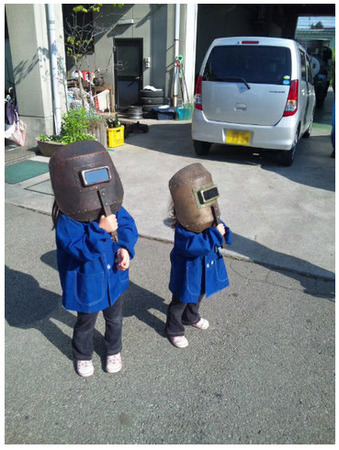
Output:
[175, 104, 193, 121]
[154, 107, 176, 120]
[107, 126, 124, 148]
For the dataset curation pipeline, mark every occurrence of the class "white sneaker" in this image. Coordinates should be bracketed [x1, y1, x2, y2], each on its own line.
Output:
[170, 335, 189, 348]
[106, 353, 122, 373]
[192, 318, 210, 330]
[76, 360, 94, 377]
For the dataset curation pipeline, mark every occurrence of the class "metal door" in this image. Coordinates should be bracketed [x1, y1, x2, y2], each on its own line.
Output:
[114, 38, 143, 109]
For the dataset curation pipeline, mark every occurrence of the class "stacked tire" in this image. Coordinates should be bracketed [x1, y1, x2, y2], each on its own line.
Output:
[139, 88, 164, 118]
[127, 106, 143, 120]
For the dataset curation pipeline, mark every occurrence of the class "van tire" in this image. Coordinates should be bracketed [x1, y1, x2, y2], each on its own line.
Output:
[280, 149, 294, 166]
[302, 112, 314, 139]
[193, 140, 211, 156]
[280, 133, 298, 166]
[302, 125, 312, 139]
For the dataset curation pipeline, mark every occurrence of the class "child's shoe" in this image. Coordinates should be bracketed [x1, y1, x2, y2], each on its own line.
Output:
[170, 335, 189, 348]
[106, 353, 122, 373]
[76, 360, 94, 377]
[192, 318, 209, 330]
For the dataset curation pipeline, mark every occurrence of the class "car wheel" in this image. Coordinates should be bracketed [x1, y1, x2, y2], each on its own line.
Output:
[280, 133, 298, 166]
[127, 106, 143, 120]
[193, 140, 211, 156]
[303, 110, 314, 139]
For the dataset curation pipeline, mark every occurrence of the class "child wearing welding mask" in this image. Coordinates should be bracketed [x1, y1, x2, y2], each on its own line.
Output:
[49, 141, 138, 377]
[165, 163, 232, 348]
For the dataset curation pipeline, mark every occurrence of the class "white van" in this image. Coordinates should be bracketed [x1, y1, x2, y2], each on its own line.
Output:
[192, 37, 316, 165]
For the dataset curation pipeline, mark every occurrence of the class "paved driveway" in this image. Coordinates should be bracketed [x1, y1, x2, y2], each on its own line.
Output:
[6, 94, 335, 281]
[111, 97, 335, 280]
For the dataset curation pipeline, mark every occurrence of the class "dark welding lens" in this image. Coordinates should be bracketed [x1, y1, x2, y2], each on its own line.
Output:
[81, 167, 111, 186]
[198, 186, 219, 204]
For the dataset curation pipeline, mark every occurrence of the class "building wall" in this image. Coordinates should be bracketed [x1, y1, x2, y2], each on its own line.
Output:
[5, 4, 67, 146]
[65, 4, 196, 106]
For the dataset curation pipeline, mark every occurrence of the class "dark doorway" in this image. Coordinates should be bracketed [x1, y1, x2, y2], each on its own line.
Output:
[114, 38, 143, 110]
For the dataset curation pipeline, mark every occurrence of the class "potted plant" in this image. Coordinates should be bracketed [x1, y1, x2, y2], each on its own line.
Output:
[37, 107, 105, 157]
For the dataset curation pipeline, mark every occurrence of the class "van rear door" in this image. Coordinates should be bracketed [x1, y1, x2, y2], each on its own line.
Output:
[201, 44, 292, 126]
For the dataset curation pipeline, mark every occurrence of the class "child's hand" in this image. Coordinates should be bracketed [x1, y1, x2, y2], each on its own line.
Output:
[99, 214, 118, 234]
[116, 248, 130, 271]
[216, 223, 226, 236]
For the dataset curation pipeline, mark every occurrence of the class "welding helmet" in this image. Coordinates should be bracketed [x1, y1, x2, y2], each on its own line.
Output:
[169, 163, 220, 233]
[49, 140, 123, 222]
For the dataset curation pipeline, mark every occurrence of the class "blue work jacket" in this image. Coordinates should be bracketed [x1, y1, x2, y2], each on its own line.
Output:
[169, 223, 232, 303]
[56, 206, 138, 313]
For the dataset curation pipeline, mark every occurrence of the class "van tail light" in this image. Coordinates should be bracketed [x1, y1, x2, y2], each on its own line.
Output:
[283, 80, 298, 116]
[194, 75, 203, 110]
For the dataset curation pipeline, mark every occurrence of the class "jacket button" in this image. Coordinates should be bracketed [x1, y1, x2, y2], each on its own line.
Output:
[107, 264, 111, 269]
[207, 263, 210, 268]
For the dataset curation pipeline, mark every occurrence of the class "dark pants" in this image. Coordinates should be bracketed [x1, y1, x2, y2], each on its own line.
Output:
[165, 295, 202, 337]
[72, 297, 123, 360]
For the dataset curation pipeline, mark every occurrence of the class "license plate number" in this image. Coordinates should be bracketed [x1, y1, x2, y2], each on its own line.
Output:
[226, 130, 251, 146]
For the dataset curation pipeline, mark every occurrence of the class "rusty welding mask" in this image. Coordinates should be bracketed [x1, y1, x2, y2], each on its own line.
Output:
[169, 163, 221, 233]
[49, 140, 123, 222]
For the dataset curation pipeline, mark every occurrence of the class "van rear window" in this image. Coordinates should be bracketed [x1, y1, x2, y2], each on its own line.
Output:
[203, 45, 291, 85]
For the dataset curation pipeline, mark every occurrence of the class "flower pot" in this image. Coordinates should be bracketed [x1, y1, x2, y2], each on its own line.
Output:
[87, 122, 107, 147]
[36, 139, 65, 157]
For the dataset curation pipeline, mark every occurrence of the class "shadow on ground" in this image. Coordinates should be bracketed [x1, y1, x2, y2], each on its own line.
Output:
[5, 261, 168, 363]
[230, 233, 334, 299]
[124, 120, 334, 192]
[5, 235, 334, 362]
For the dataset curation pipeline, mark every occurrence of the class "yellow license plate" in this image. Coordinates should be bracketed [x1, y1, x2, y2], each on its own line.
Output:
[226, 130, 251, 146]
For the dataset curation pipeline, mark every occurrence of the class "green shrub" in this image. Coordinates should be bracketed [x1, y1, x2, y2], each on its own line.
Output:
[39, 107, 97, 144]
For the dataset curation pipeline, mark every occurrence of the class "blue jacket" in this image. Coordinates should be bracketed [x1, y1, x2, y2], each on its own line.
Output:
[169, 223, 232, 303]
[55, 206, 138, 313]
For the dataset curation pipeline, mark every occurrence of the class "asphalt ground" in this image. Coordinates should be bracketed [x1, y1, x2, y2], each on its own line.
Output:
[5, 203, 335, 444]
[5, 90, 335, 281]
[4, 90, 335, 444]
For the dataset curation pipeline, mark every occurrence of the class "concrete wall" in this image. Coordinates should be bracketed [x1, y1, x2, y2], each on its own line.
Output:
[65, 4, 196, 106]
[5, 4, 67, 147]
[68, 5, 170, 96]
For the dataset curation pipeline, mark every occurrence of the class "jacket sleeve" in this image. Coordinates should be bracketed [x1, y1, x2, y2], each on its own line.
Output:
[174, 224, 224, 258]
[56, 214, 113, 262]
[115, 207, 139, 259]
[225, 226, 232, 245]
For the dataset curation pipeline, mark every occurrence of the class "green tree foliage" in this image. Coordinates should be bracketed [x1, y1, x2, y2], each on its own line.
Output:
[311, 21, 324, 30]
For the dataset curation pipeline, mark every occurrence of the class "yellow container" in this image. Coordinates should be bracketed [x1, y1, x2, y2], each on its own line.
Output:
[107, 126, 124, 148]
